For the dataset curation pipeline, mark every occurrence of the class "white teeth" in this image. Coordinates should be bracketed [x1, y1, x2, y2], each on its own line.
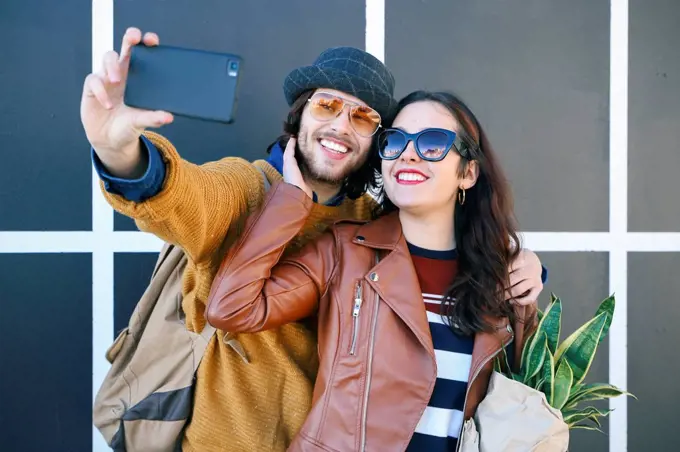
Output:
[320, 139, 348, 153]
[397, 172, 426, 182]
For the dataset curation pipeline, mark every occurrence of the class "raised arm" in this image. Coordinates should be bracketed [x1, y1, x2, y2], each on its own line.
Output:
[82, 27, 264, 265]
[205, 182, 339, 333]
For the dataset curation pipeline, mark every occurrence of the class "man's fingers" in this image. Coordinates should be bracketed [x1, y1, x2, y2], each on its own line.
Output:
[142, 32, 160, 46]
[119, 27, 143, 61]
[504, 279, 532, 301]
[507, 271, 524, 288]
[84, 73, 113, 109]
[283, 137, 297, 159]
[102, 51, 121, 84]
[285, 136, 297, 151]
[130, 109, 174, 130]
[512, 287, 541, 306]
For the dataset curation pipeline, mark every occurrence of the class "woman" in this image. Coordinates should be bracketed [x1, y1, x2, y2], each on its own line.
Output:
[206, 91, 539, 452]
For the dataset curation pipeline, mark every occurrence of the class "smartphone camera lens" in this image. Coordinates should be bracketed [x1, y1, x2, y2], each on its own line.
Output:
[228, 60, 239, 77]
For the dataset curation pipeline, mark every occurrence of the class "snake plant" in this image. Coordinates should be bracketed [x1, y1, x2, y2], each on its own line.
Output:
[495, 293, 635, 432]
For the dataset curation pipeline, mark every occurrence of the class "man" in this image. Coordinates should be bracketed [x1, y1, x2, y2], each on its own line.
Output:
[82, 28, 544, 451]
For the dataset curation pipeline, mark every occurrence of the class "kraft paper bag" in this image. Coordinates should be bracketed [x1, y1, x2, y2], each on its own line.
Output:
[458, 371, 569, 452]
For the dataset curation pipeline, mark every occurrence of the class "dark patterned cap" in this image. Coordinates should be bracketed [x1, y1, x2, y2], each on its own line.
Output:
[283, 46, 397, 120]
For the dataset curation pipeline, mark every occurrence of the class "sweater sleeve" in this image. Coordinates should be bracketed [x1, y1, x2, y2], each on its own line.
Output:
[99, 131, 266, 265]
[92, 135, 166, 202]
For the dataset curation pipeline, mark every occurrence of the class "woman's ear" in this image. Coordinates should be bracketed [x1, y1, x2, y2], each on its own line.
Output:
[461, 159, 480, 190]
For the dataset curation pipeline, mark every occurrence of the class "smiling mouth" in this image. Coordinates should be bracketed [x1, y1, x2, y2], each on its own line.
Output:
[319, 138, 349, 154]
[395, 172, 428, 184]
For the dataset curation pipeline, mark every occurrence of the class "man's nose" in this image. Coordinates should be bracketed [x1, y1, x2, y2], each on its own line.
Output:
[329, 106, 353, 135]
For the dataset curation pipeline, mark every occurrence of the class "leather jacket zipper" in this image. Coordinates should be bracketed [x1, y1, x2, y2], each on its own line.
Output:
[455, 332, 514, 452]
[360, 289, 380, 452]
[350, 281, 363, 355]
[360, 254, 380, 452]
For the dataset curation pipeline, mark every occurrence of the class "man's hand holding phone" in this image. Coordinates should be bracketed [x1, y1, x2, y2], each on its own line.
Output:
[81, 27, 173, 179]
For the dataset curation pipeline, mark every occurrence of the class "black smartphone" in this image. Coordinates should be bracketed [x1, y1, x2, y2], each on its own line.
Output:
[124, 44, 243, 123]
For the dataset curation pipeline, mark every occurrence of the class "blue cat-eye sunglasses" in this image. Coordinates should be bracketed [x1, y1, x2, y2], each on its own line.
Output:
[377, 128, 476, 162]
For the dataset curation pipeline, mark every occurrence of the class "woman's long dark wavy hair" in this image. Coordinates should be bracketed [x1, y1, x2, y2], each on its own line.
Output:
[266, 89, 382, 200]
[376, 91, 522, 335]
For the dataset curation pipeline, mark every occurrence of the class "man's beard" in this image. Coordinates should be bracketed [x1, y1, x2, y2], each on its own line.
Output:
[295, 136, 352, 185]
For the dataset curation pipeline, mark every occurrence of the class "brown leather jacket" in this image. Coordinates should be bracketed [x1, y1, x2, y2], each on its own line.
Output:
[206, 182, 537, 452]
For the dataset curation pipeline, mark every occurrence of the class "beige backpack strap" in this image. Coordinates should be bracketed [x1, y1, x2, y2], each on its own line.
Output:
[151, 242, 177, 279]
[256, 165, 272, 192]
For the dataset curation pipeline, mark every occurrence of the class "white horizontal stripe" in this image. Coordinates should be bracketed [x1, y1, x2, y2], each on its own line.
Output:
[423, 293, 444, 300]
[3, 231, 680, 254]
[434, 349, 471, 382]
[415, 406, 465, 439]
[426, 310, 446, 325]
[0, 231, 164, 253]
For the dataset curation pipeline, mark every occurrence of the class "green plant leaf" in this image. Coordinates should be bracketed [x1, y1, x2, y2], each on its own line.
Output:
[570, 421, 605, 434]
[583, 414, 603, 429]
[564, 383, 636, 410]
[554, 312, 607, 385]
[524, 332, 548, 384]
[594, 295, 616, 344]
[564, 406, 612, 426]
[519, 296, 555, 376]
[493, 356, 502, 374]
[542, 348, 555, 404]
[535, 377, 546, 392]
[551, 359, 573, 410]
[537, 294, 562, 354]
[519, 331, 535, 376]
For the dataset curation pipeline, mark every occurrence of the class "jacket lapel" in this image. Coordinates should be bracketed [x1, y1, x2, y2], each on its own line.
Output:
[353, 213, 516, 409]
[352, 213, 435, 355]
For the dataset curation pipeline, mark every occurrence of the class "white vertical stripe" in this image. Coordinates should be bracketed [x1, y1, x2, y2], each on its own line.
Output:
[365, 0, 385, 62]
[91, 1, 114, 451]
[609, 1, 629, 451]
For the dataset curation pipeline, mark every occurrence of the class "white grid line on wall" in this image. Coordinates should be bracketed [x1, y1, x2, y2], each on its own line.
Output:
[90, 1, 114, 451]
[608, 1, 629, 451]
[0, 1, 662, 451]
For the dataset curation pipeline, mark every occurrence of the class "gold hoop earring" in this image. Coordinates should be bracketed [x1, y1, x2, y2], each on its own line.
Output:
[458, 187, 466, 205]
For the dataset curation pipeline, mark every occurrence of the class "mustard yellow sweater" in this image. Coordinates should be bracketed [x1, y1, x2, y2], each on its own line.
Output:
[101, 131, 377, 451]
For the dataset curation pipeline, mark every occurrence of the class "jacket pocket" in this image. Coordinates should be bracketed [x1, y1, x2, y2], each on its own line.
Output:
[349, 280, 364, 355]
[105, 327, 129, 363]
[294, 431, 342, 452]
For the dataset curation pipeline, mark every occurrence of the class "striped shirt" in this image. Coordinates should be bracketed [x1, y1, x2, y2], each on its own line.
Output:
[406, 243, 473, 452]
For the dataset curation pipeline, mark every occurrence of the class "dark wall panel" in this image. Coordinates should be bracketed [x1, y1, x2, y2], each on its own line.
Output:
[628, 253, 680, 450]
[113, 0, 366, 230]
[0, 0, 92, 231]
[0, 253, 92, 452]
[386, 0, 610, 232]
[629, 0, 680, 232]
[536, 252, 610, 452]
[114, 252, 160, 337]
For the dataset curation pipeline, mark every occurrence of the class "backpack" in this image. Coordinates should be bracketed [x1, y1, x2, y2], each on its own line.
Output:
[93, 168, 271, 451]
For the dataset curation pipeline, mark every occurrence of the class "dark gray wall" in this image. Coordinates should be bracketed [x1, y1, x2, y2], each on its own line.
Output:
[629, 0, 680, 231]
[628, 253, 680, 451]
[627, 1, 680, 449]
[386, 0, 610, 232]
[0, 0, 93, 230]
[1, 1, 679, 451]
[0, 253, 93, 451]
[1, 0, 94, 451]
